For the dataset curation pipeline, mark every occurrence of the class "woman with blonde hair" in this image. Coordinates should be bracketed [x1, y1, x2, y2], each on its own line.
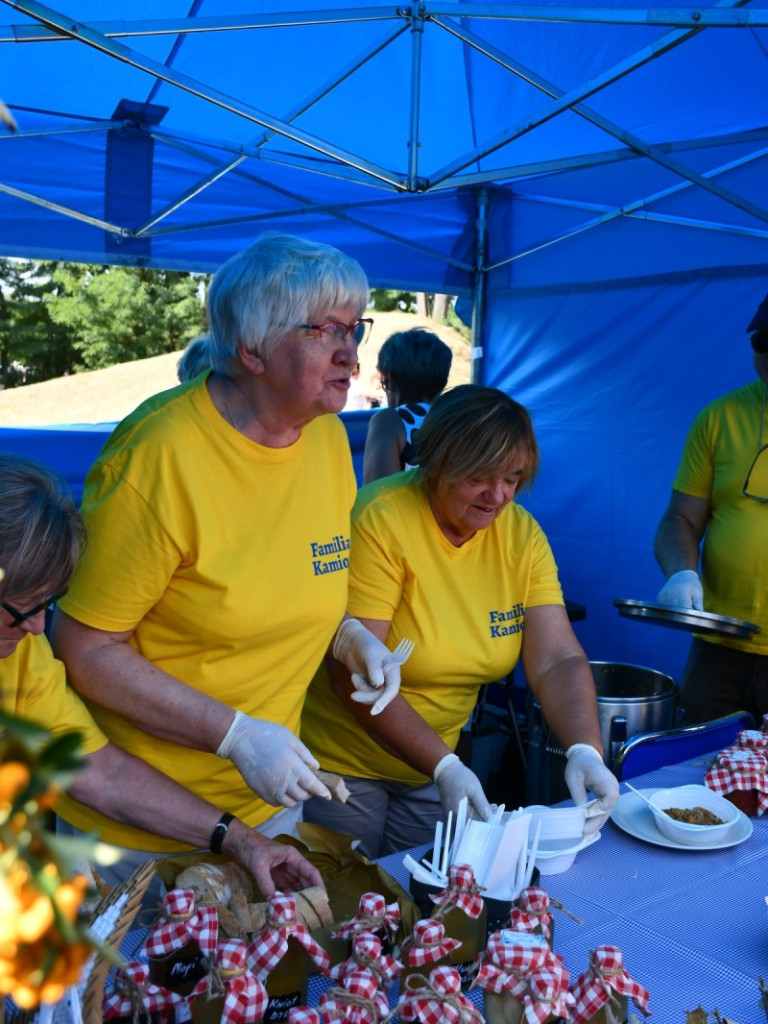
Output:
[303, 385, 619, 858]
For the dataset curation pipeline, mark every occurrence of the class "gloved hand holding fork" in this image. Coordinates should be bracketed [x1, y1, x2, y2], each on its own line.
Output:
[332, 617, 413, 715]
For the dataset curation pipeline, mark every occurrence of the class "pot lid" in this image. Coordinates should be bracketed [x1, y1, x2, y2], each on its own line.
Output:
[613, 599, 761, 640]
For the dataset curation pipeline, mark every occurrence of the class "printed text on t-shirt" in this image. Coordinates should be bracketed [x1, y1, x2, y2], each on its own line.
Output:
[310, 534, 351, 576]
[489, 603, 524, 637]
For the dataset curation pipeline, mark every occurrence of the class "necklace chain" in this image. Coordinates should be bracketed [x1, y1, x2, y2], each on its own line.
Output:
[222, 376, 237, 430]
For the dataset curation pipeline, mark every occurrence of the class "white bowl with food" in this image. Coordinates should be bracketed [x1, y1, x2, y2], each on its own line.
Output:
[647, 785, 739, 846]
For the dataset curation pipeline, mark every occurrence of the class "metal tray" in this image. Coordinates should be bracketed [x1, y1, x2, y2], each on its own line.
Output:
[613, 599, 760, 639]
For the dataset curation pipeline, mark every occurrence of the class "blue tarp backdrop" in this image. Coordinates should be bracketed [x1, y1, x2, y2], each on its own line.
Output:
[0, 1, 767, 686]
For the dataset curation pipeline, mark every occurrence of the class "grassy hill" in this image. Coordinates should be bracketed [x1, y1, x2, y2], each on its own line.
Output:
[0, 312, 471, 426]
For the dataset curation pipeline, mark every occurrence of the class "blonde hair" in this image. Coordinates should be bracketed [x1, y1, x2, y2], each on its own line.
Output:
[0, 454, 84, 600]
[417, 385, 539, 493]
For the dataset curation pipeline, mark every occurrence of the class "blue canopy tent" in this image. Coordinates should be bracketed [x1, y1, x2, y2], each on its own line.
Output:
[0, 1, 767, 684]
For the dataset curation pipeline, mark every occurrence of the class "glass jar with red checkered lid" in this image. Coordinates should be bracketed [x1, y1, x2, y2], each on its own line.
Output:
[394, 965, 484, 1024]
[506, 887, 555, 947]
[471, 931, 573, 1024]
[704, 745, 768, 817]
[398, 918, 461, 993]
[190, 938, 268, 1024]
[569, 944, 650, 1023]
[329, 891, 402, 965]
[144, 888, 219, 997]
[428, 863, 487, 989]
[246, 892, 330, 1022]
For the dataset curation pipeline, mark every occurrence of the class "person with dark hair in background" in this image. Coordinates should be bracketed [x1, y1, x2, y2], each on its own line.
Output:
[177, 333, 212, 383]
[654, 292, 768, 725]
[0, 453, 322, 896]
[362, 327, 452, 484]
[50, 232, 403, 883]
[303, 385, 618, 858]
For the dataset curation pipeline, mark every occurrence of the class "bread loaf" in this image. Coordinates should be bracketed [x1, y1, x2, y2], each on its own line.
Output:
[174, 861, 254, 939]
[315, 769, 350, 804]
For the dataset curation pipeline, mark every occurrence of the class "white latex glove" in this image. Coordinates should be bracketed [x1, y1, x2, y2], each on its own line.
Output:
[564, 743, 620, 836]
[433, 753, 492, 822]
[216, 711, 331, 808]
[333, 618, 402, 716]
[657, 569, 703, 611]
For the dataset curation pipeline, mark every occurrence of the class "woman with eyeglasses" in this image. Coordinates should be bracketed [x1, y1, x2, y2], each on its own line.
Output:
[362, 328, 452, 484]
[50, 232, 401, 883]
[302, 385, 619, 859]
[654, 294, 768, 726]
[0, 453, 322, 896]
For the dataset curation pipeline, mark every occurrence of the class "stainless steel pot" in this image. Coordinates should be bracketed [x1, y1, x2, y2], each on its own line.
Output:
[589, 661, 678, 768]
[526, 661, 678, 804]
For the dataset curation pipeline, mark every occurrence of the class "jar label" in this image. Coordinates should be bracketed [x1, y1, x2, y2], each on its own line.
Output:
[454, 959, 478, 990]
[265, 991, 303, 1022]
[148, 942, 208, 996]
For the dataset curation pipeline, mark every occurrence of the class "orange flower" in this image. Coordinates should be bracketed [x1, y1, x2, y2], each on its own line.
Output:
[0, 762, 31, 814]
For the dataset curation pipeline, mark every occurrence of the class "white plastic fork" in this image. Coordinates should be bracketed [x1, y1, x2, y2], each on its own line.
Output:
[388, 637, 415, 665]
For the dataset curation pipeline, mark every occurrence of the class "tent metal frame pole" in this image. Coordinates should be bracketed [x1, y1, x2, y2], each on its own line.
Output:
[3, 0, 406, 189]
[3, 7, 768, 43]
[406, 8, 424, 191]
[430, 4, 768, 228]
[470, 188, 490, 385]
[488, 143, 768, 271]
[137, 20, 410, 234]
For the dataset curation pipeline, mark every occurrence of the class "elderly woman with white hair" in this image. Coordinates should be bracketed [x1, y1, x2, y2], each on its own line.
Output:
[51, 232, 400, 880]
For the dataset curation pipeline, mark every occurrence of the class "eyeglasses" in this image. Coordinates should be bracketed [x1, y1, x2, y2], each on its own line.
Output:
[743, 387, 768, 502]
[1, 587, 68, 628]
[297, 318, 374, 347]
[743, 446, 768, 502]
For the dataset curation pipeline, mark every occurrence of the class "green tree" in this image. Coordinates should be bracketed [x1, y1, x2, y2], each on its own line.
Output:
[370, 288, 417, 313]
[0, 260, 75, 388]
[45, 264, 206, 370]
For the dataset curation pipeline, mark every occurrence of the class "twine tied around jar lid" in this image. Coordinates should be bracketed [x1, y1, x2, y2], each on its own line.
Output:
[330, 931, 402, 985]
[247, 892, 330, 976]
[570, 945, 650, 1023]
[333, 891, 401, 941]
[193, 938, 268, 1024]
[320, 966, 389, 1021]
[386, 965, 485, 1024]
[400, 918, 462, 966]
[106, 964, 146, 1024]
[431, 864, 485, 920]
[508, 887, 554, 940]
[144, 888, 218, 960]
[524, 963, 576, 1023]
[472, 933, 556, 998]
[104, 960, 182, 1022]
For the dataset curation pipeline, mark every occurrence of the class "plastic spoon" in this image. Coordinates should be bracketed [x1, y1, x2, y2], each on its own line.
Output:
[624, 782, 658, 810]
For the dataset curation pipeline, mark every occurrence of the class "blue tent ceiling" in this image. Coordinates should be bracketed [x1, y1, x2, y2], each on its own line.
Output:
[1, 1, 768, 684]
[0, 1, 767, 294]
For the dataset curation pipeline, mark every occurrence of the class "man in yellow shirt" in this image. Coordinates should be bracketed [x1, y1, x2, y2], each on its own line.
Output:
[655, 293, 768, 724]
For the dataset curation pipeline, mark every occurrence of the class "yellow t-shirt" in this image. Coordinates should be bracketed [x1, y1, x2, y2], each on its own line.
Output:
[301, 471, 564, 785]
[672, 378, 768, 652]
[57, 378, 356, 849]
[1, 632, 107, 755]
